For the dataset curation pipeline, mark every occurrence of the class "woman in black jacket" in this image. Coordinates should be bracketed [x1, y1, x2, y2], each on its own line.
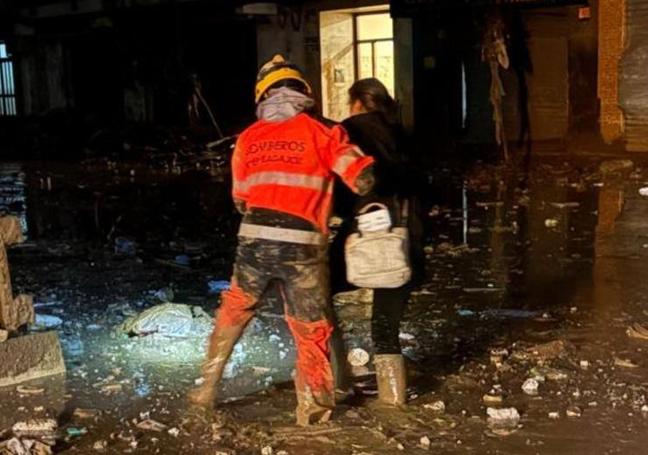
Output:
[332, 78, 424, 406]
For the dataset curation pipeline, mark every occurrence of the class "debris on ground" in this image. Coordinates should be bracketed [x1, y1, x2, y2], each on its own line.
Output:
[72, 409, 100, 419]
[136, 419, 168, 432]
[423, 401, 446, 413]
[32, 314, 63, 330]
[11, 419, 57, 443]
[347, 348, 370, 367]
[627, 323, 648, 340]
[521, 378, 539, 395]
[118, 303, 212, 338]
[486, 407, 520, 434]
[16, 386, 44, 396]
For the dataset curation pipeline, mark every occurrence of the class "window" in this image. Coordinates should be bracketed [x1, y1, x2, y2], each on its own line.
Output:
[0, 43, 17, 116]
[353, 12, 394, 96]
[319, 7, 395, 121]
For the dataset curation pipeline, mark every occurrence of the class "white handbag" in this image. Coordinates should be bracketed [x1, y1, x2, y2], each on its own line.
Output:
[345, 201, 411, 289]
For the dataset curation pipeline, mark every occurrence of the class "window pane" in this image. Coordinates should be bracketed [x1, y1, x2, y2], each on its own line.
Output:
[0, 43, 6, 59]
[356, 13, 392, 41]
[374, 40, 395, 96]
[358, 42, 373, 79]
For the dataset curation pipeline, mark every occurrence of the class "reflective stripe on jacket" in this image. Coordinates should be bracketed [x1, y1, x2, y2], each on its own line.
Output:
[232, 113, 374, 233]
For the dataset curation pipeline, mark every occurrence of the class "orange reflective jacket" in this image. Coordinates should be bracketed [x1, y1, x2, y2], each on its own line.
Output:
[232, 113, 374, 233]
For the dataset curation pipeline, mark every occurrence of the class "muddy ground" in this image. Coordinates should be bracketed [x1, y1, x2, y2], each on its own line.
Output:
[2, 154, 648, 454]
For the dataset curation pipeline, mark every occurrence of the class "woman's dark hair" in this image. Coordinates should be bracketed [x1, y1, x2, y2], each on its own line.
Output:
[348, 78, 399, 124]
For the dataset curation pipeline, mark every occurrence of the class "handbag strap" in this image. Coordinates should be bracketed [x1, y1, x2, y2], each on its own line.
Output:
[357, 202, 390, 215]
[400, 198, 409, 224]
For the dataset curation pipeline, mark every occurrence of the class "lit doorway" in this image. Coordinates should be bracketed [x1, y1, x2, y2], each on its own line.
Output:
[320, 7, 394, 121]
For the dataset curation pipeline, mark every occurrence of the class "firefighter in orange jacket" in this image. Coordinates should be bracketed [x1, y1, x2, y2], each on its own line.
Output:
[188, 55, 375, 426]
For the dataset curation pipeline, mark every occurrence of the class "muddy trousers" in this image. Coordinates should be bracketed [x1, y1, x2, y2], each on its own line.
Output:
[201, 236, 335, 426]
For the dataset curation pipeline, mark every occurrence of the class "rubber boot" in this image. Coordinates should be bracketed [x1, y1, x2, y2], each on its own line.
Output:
[295, 385, 335, 427]
[330, 323, 354, 403]
[374, 354, 407, 406]
[187, 324, 246, 407]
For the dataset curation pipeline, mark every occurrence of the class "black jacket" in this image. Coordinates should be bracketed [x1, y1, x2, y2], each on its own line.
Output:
[330, 112, 425, 293]
[342, 112, 412, 200]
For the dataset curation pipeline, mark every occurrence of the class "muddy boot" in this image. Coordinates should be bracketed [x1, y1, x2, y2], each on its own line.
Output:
[187, 324, 246, 407]
[330, 325, 354, 404]
[295, 387, 335, 427]
[374, 354, 407, 406]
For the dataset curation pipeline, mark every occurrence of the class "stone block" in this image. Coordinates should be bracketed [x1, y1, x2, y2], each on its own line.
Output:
[0, 331, 66, 387]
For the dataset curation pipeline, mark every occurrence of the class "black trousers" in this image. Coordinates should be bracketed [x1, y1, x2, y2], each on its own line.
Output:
[371, 285, 413, 354]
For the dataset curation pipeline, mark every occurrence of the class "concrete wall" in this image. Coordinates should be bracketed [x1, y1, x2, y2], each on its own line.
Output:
[619, 0, 648, 152]
[598, 0, 625, 144]
[319, 10, 353, 120]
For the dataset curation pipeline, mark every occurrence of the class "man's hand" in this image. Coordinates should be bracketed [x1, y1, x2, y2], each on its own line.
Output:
[355, 166, 376, 196]
[234, 199, 247, 214]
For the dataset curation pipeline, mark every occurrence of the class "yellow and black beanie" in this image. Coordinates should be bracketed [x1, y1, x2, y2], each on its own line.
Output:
[255, 54, 312, 103]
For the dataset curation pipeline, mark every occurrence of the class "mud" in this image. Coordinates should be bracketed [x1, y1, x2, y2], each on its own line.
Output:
[2, 155, 648, 453]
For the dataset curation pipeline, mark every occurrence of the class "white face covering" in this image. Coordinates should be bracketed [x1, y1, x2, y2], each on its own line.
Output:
[256, 87, 315, 122]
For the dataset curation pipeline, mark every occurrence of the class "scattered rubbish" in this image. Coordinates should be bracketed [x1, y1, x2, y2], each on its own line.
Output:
[261, 447, 273, 455]
[544, 219, 559, 228]
[483, 392, 503, 404]
[419, 436, 431, 449]
[66, 427, 87, 437]
[92, 440, 108, 451]
[167, 428, 180, 438]
[33, 314, 63, 330]
[423, 401, 446, 413]
[12, 419, 57, 441]
[642, 405, 648, 414]
[524, 340, 566, 360]
[566, 406, 582, 418]
[521, 378, 539, 396]
[136, 419, 167, 432]
[580, 360, 590, 370]
[490, 348, 509, 365]
[548, 412, 560, 420]
[614, 357, 639, 368]
[73, 409, 100, 419]
[627, 323, 648, 340]
[207, 280, 230, 294]
[0, 329, 7, 342]
[114, 237, 136, 256]
[486, 407, 520, 429]
[119, 303, 212, 338]
[0, 438, 52, 455]
[174, 255, 191, 267]
[16, 386, 45, 396]
[347, 348, 370, 367]
[100, 383, 123, 394]
[639, 188, 648, 197]
[529, 366, 568, 382]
